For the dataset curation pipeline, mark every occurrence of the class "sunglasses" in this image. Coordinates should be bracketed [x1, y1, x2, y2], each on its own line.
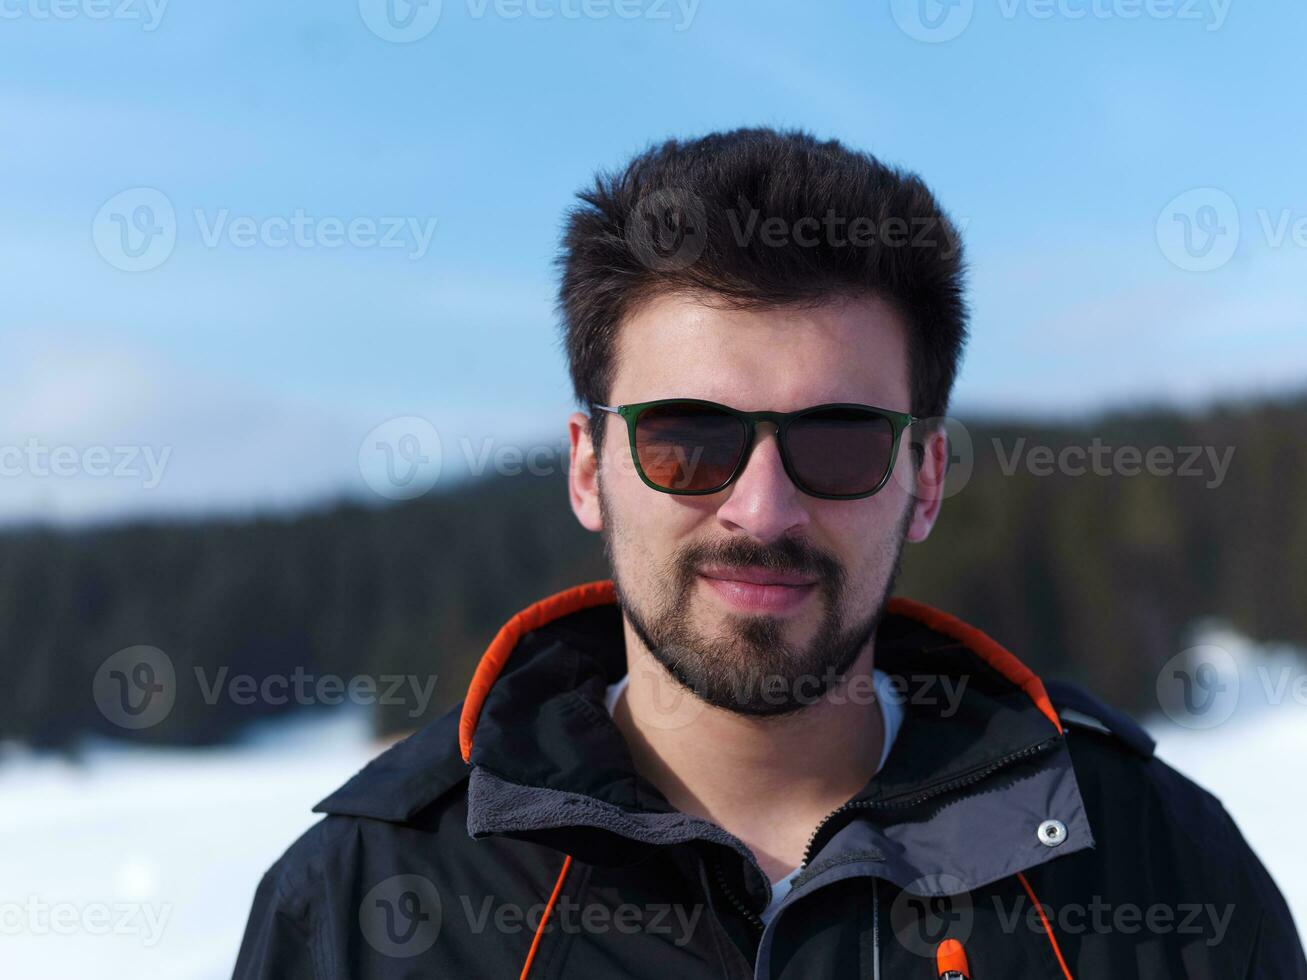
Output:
[592, 398, 919, 500]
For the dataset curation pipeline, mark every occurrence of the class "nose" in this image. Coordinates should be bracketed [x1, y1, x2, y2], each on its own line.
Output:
[714, 423, 810, 543]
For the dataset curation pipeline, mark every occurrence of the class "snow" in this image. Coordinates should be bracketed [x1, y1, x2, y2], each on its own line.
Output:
[1151, 709, 1307, 933]
[4, 627, 1304, 977]
[1148, 622, 1307, 934]
[0, 710, 379, 980]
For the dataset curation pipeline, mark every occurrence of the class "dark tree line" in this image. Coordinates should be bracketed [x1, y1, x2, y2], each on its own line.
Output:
[2, 391, 1303, 748]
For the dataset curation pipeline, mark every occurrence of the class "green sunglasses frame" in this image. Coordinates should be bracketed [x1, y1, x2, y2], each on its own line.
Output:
[592, 397, 920, 500]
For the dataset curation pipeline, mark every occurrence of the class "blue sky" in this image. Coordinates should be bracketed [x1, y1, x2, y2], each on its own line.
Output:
[2, 0, 1304, 523]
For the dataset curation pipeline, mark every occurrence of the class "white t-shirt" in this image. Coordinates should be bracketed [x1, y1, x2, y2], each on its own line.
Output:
[602, 668, 904, 927]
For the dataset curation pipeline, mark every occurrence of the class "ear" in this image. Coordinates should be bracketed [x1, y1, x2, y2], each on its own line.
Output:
[568, 410, 604, 532]
[905, 424, 949, 543]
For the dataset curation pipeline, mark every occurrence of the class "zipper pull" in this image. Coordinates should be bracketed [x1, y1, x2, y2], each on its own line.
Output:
[936, 938, 971, 979]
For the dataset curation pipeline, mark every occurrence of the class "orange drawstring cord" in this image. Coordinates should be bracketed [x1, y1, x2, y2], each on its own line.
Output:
[1017, 870, 1074, 980]
[519, 853, 573, 979]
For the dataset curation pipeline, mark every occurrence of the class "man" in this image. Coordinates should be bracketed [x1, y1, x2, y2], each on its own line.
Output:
[234, 129, 1304, 978]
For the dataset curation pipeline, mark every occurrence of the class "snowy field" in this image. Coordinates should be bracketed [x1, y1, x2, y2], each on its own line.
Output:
[3, 628, 1305, 979]
[0, 710, 380, 979]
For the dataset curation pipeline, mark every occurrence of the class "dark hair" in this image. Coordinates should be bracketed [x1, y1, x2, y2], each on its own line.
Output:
[556, 127, 968, 458]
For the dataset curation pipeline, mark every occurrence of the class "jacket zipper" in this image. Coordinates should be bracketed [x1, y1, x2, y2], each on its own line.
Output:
[799, 735, 1061, 870]
[711, 735, 1061, 941]
[711, 853, 766, 934]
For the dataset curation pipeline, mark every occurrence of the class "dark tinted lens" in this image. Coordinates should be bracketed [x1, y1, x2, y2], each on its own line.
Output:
[634, 403, 749, 492]
[786, 407, 896, 496]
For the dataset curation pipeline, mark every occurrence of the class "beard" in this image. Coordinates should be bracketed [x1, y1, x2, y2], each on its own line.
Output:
[600, 483, 912, 718]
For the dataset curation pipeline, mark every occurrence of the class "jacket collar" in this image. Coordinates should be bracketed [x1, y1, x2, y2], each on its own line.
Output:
[458, 581, 1067, 809]
[317, 581, 1093, 913]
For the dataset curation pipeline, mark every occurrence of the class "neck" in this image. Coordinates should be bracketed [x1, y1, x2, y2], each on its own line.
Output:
[611, 623, 884, 881]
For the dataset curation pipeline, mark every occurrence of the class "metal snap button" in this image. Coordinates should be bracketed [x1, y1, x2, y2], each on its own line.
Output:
[1037, 819, 1067, 847]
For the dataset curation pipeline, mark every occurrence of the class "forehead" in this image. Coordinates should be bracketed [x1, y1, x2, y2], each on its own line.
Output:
[610, 291, 911, 412]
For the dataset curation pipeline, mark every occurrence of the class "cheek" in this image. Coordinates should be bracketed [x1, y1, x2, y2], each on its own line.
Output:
[604, 446, 715, 529]
[602, 467, 703, 566]
[603, 465, 690, 556]
[814, 502, 906, 583]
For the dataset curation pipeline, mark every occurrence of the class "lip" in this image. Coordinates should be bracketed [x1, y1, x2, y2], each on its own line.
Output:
[697, 566, 818, 614]
[697, 565, 818, 587]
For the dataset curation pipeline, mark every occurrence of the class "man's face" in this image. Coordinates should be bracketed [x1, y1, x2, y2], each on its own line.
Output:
[570, 291, 936, 717]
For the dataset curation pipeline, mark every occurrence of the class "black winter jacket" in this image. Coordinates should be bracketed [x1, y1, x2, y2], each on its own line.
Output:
[233, 580, 1306, 978]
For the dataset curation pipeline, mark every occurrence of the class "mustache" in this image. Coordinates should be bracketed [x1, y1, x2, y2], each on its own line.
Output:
[671, 537, 842, 586]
